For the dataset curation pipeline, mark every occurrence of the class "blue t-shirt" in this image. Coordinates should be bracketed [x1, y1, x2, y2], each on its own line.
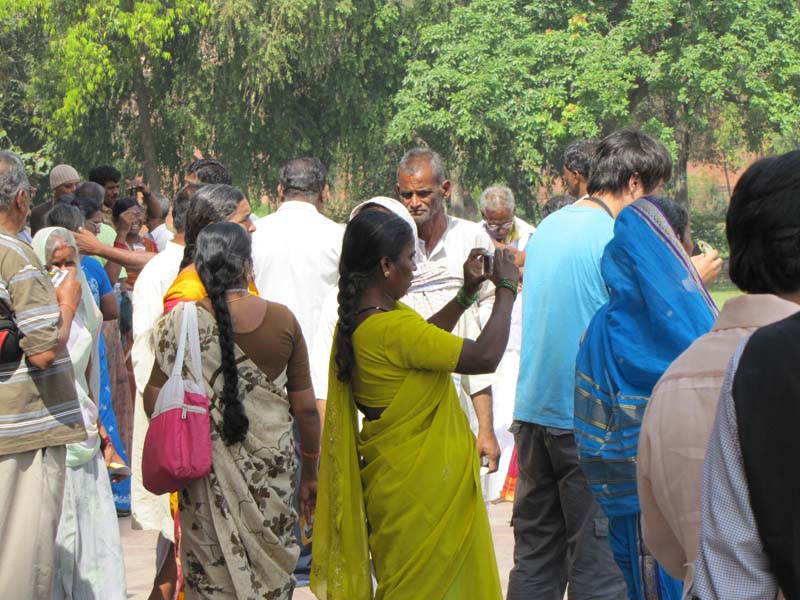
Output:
[514, 205, 614, 429]
[81, 255, 113, 308]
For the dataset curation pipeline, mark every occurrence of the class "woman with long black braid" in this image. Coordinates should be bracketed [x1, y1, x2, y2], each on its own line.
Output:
[145, 223, 320, 599]
[312, 210, 519, 599]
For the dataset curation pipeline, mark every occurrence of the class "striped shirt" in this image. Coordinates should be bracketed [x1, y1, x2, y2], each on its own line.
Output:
[0, 225, 85, 456]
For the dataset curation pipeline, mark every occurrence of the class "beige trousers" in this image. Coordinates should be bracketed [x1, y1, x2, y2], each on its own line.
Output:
[0, 445, 67, 599]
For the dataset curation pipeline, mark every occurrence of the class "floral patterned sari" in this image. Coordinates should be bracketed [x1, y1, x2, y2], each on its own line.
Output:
[152, 302, 299, 599]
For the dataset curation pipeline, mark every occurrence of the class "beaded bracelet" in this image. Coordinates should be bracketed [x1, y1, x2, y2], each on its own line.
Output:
[496, 278, 518, 298]
[455, 287, 479, 309]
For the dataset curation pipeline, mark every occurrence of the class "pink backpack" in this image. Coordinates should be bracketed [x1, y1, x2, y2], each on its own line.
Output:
[143, 302, 212, 495]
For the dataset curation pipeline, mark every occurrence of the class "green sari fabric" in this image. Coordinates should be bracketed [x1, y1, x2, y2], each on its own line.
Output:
[312, 303, 502, 599]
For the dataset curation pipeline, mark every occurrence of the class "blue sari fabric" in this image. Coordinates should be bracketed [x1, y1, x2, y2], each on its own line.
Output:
[574, 197, 717, 518]
[97, 331, 131, 511]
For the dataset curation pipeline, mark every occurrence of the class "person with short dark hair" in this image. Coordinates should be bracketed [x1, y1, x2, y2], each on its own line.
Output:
[509, 130, 672, 600]
[250, 157, 343, 583]
[88, 165, 122, 220]
[185, 158, 233, 185]
[145, 222, 320, 599]
[562, 139, 599, 199]
[541, 193, 576, 218]
[683, 151, 800, 599]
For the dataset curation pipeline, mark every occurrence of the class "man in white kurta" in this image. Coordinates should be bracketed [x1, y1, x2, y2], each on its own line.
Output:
[396, 148, 500, 500]
[479, 185, 535, 500]
[251, 158, 344, 354]
[250, 157, 343, 584]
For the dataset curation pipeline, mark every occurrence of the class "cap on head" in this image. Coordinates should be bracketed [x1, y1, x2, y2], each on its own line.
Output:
[49, 164, 80, 190]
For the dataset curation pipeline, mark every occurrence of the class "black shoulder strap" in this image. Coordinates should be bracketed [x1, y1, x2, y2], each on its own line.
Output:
[584, 196, 614, 218]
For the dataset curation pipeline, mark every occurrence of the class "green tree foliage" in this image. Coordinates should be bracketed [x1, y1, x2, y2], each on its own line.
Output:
[390, 0, 800, 213]
[1, 0, 798, 215]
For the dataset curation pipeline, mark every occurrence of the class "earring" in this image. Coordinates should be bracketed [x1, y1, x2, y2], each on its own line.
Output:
[384, 271, 390, 278]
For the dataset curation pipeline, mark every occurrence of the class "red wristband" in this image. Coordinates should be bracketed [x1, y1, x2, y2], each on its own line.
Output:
[113, 241, 128, 249]
[300, 448, 321, 460]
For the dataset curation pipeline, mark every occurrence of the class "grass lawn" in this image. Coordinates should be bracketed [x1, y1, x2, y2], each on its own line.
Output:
[708, 276, 742, 308]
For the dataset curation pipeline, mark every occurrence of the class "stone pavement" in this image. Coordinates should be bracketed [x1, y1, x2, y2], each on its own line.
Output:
[121, 500, 516, 599]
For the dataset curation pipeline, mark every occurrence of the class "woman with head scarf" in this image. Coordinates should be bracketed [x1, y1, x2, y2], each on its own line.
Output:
[574, 197, 717, 599]
[32, 227, 127, 598]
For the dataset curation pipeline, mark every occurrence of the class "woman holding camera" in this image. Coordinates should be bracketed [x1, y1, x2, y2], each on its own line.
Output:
[312, 210, 519, 599]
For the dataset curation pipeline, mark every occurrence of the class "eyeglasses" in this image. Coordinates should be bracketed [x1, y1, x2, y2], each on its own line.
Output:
[484, 220, 514, 231]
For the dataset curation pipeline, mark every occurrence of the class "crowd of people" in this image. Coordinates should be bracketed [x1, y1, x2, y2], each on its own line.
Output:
[0, 128, 797, 600]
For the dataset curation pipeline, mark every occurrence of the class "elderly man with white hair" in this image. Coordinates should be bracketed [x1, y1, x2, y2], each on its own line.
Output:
[478, 185, 534, 499]
[480, 185, 535, 266]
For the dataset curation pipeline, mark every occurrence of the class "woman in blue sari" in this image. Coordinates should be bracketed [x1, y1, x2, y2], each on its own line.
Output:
[574, 196, 717, 600]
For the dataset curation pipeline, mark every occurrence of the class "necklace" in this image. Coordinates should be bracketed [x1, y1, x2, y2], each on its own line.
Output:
[354, 306, 390, 316]
[226, 292, 251, 304]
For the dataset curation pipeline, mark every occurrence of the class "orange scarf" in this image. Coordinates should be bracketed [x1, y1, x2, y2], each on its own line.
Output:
[163, 266, 259, 314]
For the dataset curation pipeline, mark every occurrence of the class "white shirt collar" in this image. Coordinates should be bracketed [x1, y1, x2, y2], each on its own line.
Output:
[276, 201, 320, 214]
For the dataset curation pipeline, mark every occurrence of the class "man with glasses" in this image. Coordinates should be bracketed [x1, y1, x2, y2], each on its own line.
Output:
[478, 185, 533, 499]
[480, 185, 534, 266]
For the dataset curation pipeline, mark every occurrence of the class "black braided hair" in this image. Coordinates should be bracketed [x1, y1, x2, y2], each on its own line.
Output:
[727, 150, 800, 295]
[334, 210, 414, 382]
[194, 222, 252, 445]
[180, 184, 246, 270]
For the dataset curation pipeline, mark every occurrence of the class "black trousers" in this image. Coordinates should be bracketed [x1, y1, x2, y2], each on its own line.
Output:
[507, 422, 627, 600]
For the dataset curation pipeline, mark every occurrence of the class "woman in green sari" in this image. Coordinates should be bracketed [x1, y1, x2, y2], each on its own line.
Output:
[312, 210, 520, 599]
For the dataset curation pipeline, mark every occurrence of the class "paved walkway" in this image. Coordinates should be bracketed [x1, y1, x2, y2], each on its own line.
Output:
[122, 501, 516, 599]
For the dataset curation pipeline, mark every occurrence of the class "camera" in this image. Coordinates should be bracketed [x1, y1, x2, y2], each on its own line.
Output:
[483, 253, 494, 276]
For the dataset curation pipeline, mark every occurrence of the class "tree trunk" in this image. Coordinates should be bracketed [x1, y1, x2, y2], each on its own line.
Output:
[449, 160, 465, 218]
[132, 66, 161, 192]
[675, 129, 690, 206]
[449, 146, 466, 218]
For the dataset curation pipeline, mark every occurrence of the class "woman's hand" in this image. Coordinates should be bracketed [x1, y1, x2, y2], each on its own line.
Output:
[462, 248, 488, 295]
[299, 469, 318, 522]
[54, 270, 82, 310]
[692, 250, 723, 286]
[488, 248, 520, 286]
[103, 444, 130, 483]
